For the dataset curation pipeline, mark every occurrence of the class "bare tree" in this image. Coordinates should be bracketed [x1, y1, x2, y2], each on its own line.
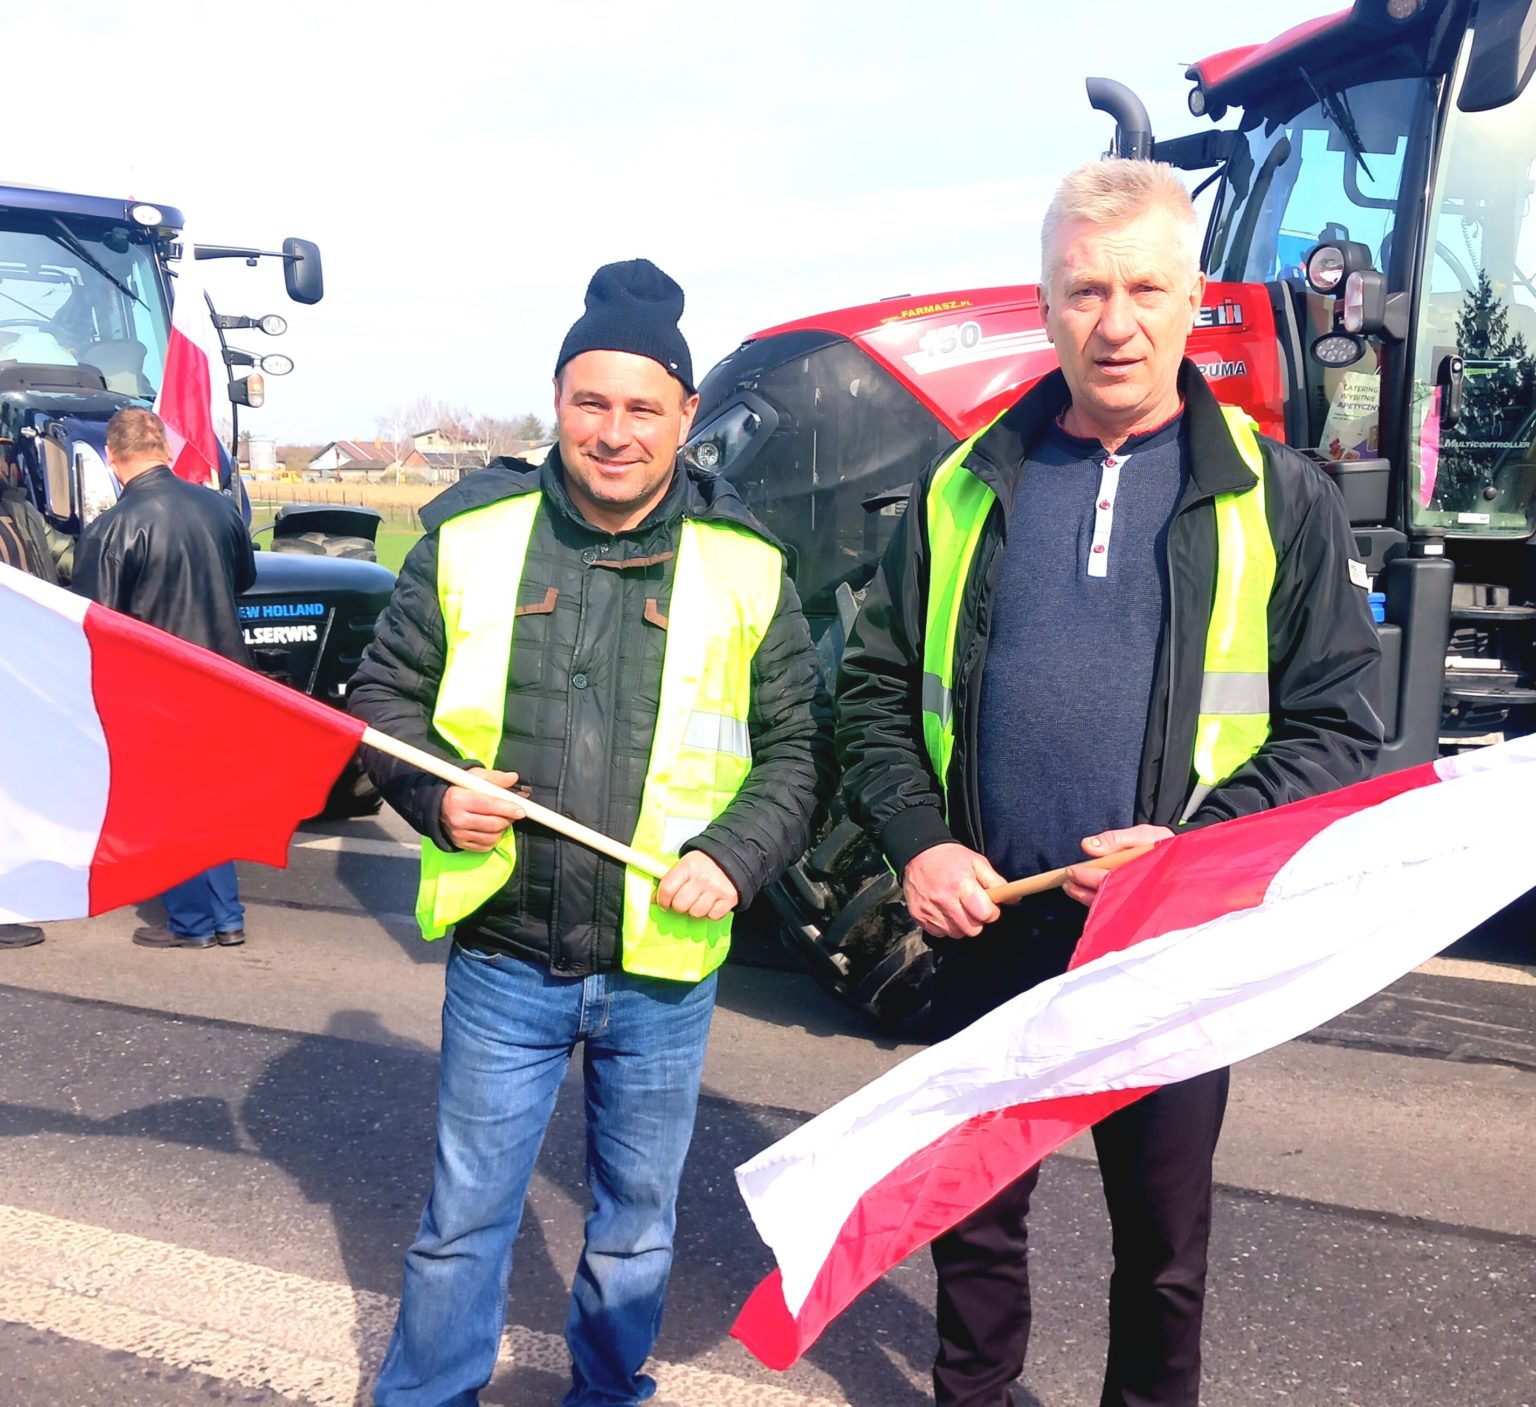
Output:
[373, 401, 553, 479]
[472, 415, 528, 464]
[374, 401, 419, 482]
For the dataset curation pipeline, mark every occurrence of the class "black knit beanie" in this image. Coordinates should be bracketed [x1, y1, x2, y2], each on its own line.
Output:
[554, 258, 694, 393]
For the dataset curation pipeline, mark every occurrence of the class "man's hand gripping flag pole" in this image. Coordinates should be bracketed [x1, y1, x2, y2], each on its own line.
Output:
[985, 845, 1156, 905]
[359, 727, 670, 880]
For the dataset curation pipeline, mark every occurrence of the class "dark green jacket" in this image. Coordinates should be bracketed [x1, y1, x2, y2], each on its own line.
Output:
[348, 451, 834, 974]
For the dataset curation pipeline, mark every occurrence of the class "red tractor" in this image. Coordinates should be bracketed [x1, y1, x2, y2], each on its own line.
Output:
[688, 0, 1536, 1028]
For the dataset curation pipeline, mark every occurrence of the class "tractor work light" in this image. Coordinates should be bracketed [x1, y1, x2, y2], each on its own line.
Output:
[129, 204, 163, 227]
[1311, 331, 1367, 368]
[1343, 273, 1372, 332]
[258, 314, 288, 336]
[1342, 270, 1410, 341]
[1386, 0, 1426, 19]
[1305, 240, 1375, 296]
[1306, 246, 1347, 293]
[259, 354, 294, 376]
[231, 372, 265, 409]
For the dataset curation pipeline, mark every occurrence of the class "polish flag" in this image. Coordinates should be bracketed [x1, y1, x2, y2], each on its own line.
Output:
[0, 563, 363, 923]
[732, 740, 1536, 1368]
[153, 257, 223, 488]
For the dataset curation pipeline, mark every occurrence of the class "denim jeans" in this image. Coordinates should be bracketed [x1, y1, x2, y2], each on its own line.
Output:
[373, 945, 718, 1407]
[161, 862, 243, 940]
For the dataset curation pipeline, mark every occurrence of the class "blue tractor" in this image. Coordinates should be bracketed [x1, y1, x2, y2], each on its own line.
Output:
[0, 183, 393, 815]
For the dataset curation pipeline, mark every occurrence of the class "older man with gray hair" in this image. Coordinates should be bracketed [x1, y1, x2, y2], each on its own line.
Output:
[836, 159, 1382, 1405]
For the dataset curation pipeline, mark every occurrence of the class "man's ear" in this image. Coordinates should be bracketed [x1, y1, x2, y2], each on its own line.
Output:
[1038, 283, 1054, 343]
[678, 392, 700, 444]
[1188, 271, 1208, 328]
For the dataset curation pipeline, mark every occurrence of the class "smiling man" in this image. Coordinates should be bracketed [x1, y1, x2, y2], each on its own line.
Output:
[349, 259, 830, 1407]
[835, 161, 1383, 1406]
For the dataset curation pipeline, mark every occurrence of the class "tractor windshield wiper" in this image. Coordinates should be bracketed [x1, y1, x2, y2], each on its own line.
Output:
[46, 219, 146, 310]
[1303, 69, 1374, 184]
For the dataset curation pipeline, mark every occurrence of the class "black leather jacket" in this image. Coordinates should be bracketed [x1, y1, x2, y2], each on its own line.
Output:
[72, 465, 255, 664]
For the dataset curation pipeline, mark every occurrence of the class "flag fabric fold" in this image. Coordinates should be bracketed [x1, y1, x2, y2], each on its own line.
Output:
[732, 737, 1536, 1368]
[154, 256, 223, 488]
[0, 562, 364, 923]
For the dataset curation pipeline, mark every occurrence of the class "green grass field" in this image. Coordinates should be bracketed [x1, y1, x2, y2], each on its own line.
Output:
[247, 510, 423, 575]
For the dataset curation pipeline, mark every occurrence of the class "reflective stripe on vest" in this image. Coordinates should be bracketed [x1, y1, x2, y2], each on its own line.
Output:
[415, 492, 782, 985]
[1190, 405, 1275, 798]
[921, 403, 1275, 814]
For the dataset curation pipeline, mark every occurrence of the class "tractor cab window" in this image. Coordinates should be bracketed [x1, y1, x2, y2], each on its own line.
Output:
[688, 335, 954, 623]
[1207, 76, 1430, 462]
[0, 221, 169, 398]
[1409, 40, 1536, 536]
[1207, 78, 1422, 285]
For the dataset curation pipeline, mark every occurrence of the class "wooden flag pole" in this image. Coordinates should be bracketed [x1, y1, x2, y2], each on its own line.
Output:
[359, 726, 671, 881]
[985, 844, 1155, 906]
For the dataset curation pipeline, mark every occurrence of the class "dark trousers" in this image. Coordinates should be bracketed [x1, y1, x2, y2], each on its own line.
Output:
[926, 910, 1230, 1407]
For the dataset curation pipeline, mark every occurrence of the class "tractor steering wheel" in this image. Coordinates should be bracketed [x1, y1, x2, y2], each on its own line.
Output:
[1435, 240, 1476, 293]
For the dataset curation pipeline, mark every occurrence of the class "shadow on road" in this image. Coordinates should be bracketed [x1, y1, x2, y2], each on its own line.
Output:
[0, 985, 936, 1405]
[239, 1009, 571, 1403]
[235, 1008, 935, 1406]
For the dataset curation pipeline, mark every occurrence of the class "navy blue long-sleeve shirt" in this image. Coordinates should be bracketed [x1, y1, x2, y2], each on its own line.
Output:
[977, 417, 1185, 879]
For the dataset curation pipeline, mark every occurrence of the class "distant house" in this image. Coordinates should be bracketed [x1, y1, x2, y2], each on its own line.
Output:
[309, 440, 397, 479]
[394, 428, 490, 484]
[411, 427, 487, 456]
[407, 440, 554, 482]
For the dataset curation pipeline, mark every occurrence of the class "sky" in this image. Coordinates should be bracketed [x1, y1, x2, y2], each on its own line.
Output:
[0, 0, 1339, 443]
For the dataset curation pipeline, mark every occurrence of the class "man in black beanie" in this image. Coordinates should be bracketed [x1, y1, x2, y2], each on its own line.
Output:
[352, 258, 832, 1407]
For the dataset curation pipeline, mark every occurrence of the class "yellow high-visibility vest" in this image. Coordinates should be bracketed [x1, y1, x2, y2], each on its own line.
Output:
[920, 405, 1275, 813]
[416, 490, 783, 982]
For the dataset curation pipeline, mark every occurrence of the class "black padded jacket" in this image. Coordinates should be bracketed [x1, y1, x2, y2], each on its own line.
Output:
[347, 452, 833, 975]
[837, 362, 1385, 876]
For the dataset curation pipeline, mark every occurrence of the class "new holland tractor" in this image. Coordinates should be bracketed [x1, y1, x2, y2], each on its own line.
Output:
[686, 0, 1536, 1029]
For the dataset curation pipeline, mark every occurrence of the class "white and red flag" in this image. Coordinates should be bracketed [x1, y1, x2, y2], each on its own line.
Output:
[0, 563, 363, 923]
[732, 741, 1536, 1368]
[153, 255, 223, 488]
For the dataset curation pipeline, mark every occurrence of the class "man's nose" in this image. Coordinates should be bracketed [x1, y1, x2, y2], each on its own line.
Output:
[597, 409, 632, 447]
[1097, 289, 1137, 343]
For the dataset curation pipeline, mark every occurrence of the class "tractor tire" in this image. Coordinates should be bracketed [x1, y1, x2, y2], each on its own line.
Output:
[270, 531, 379, 562]
[762, 581, 936, 1038]
[765, 824, 934, 1040]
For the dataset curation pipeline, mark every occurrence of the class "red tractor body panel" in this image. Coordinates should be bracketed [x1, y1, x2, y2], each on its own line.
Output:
[1190, 9, 1351, 99]
[749, 282, 1285, 441]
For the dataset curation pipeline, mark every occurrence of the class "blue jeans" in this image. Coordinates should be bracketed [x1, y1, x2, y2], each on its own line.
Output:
[374, 945, 718, 1407]
[161, 862, 243, 939]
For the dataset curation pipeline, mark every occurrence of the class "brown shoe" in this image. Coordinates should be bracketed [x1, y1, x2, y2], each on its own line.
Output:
[215, 928, 246, 947]
[0, 924, 44, 949]
[133, 924, 214, 950]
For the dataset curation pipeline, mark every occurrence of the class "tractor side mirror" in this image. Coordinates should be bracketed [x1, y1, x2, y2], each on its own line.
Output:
[282, 238, 324, 305]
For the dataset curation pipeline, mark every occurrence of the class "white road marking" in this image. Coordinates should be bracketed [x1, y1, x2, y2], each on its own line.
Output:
[0, 1204, 848, 1407]
[293, 834, 420, 857]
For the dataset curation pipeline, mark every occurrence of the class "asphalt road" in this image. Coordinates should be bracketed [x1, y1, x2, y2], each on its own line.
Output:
[1, 808, 1532, 1407]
